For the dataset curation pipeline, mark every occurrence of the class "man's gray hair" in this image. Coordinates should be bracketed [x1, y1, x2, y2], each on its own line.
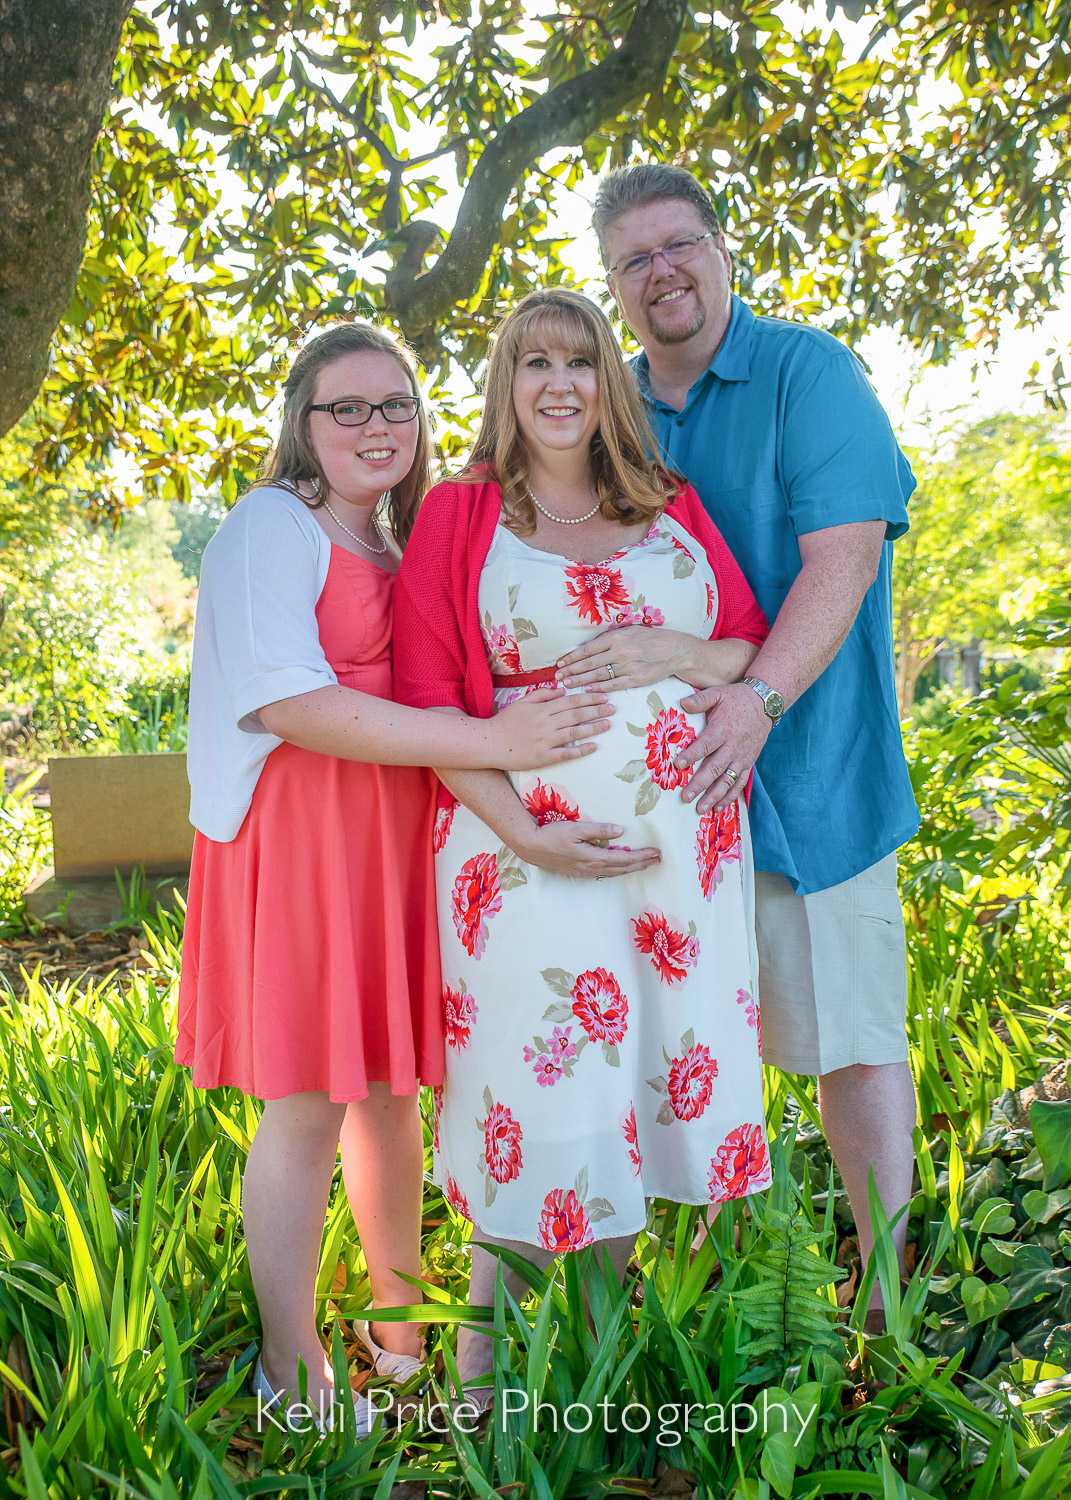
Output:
[592, 164, 722, 265]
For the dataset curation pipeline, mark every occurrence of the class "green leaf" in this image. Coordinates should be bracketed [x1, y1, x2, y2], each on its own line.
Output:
[960, 1275, 1010, 1325]
[759, 1429, 797, 1498]
[1031, 1101, 1071, 1189]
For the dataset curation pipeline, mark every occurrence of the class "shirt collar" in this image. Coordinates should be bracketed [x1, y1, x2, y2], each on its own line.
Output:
[633, 294, 754, 408]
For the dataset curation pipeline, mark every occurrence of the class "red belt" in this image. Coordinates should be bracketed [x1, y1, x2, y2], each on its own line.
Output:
[490, 666, 560, 689]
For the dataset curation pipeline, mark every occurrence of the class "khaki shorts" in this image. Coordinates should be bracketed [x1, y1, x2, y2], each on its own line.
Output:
[754, 854, 908, 1077]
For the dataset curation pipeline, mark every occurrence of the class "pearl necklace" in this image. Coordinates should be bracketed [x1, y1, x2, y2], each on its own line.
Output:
[528, 486, 601, 526]
[324, 500, 387, 555]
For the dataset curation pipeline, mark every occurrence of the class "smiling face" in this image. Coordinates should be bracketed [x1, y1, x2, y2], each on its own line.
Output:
[512, 337, 602, 468]
[603, 198, 732, 351]
[304, 349, 420, 506]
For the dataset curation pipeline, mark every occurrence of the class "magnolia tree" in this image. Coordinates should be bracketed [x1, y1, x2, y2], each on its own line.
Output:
[1, 0, 1069, 510]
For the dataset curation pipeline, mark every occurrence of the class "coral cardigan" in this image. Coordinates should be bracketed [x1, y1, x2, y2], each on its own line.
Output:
[394, 476, 767, 732]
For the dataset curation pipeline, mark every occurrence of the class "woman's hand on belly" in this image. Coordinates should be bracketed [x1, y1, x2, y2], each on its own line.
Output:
[514, 818, 661, 880]
[556, 625, 690, 693]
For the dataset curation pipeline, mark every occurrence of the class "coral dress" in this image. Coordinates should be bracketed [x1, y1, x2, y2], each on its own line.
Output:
[176, 545, 443, 1102]
[432, 516, 771, 1249]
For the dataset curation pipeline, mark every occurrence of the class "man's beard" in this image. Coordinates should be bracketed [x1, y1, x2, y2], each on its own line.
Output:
[648, 298, 707, 345]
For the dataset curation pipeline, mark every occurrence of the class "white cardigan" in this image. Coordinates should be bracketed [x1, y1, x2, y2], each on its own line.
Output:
[187, 484, 337, 841]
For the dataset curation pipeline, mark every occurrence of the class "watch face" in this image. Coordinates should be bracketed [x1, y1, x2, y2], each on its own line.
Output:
[765, 691, 784, 719]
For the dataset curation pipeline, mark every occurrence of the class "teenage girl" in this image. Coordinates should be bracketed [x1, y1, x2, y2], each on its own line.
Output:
[175, 321, 613, 1434]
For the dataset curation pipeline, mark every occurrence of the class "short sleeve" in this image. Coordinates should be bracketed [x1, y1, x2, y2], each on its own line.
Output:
[198, 490, 336, 731]
[779, 346, 915, 540]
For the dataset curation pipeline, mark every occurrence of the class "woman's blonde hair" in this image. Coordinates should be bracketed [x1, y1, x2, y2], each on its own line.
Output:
[248, 321, 432, 547]
[460, 288, 675, 531]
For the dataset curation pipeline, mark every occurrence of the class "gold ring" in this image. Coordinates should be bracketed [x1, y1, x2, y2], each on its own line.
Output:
[725, 768, 738, 784]
[606, 664, 616, 679]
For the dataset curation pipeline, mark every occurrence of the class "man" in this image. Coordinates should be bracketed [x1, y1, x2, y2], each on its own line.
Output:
[594, 163, 919, 1329]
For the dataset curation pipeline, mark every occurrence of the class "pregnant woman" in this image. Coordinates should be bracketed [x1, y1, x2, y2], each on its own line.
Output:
[393, 289, 773, 1401]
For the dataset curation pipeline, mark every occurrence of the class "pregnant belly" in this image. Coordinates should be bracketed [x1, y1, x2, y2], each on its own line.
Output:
[501, 679, 704, 847]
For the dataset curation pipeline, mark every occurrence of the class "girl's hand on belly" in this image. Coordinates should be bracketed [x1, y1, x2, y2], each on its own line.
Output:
[514, 819, 661, 880]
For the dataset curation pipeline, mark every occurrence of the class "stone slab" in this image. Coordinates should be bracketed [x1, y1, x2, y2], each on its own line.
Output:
[48, 752, 194, 877]
[24, 867, 190, 935]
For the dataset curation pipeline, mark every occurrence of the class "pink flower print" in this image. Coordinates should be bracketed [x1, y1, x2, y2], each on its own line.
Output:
[484, 1101, 523, 1183]
[523, 779, 580, 826]
[631, 909, 700, 986]
[537, 1188, 594, 1251]
[736, 986, 762, 1058]
[443, 982, 478, 1051]
[705, 582, 717, 622]
[533, 1054, 564, 1087]
[571, 968, 629, 1046]
[522, 1044, 537, 1063]
[484, 622, 522, 673]
[451, 853, 503, 958]
[620, 1102, 642, 1176]
[563, 562, 632, 625]
[708, 1124, 771, 1202]
[645, 707, 696, 791]
[667, 1042, 719, 1121]
[695, 803, 741, 900]
[432, 796, 457, 852]
[549, 1025, 577, 1061]
[445, 1175, 472, 1219]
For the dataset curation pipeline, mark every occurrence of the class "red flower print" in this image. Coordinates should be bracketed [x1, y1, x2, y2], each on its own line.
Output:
[432, 1085, 443, 1152]
[667, 1042, 719, 1121]
[484, 1101, 523, 1183]
[484, 622, 522, 673]
[708, 1124, 771, 1202]
[451, 853, 503, 958]
[695, 802, 742, 900]
[620, 1103, 642, 1176]
[523, 779, 580, 826]
[432, 797, 457, 853]
[645, 708, 696, 791]
[705, 582, 717, 621]
[537, 1188, 594, 1251]
[533, 1054, 564, 1087]
[564, 562, 632, 625]
[571, 968, 629, 1046]
[631, 909, 700, 986]
[445, 1175, 472, 1219]
[443, 982, 478, 1051]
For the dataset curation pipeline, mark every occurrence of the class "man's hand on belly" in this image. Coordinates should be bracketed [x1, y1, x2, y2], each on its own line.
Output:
[675, 682, 772, 813]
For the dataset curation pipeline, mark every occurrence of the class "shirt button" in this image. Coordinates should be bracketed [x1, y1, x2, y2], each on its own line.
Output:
[676, 418, 683, 426]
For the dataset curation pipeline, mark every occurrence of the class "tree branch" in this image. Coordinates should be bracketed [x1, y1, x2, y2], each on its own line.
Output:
[383, 0, 689, 333]
[0, 0, 134, 441]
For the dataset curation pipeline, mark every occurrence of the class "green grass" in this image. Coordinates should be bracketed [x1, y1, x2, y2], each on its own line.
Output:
[1, 900, 1071, 1498]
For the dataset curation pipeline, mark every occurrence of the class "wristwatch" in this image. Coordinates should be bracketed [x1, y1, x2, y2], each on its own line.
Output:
[742, 677, 784, 726]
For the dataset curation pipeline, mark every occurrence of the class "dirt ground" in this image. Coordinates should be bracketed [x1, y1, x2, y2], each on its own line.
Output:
[0, 924, 161, 997]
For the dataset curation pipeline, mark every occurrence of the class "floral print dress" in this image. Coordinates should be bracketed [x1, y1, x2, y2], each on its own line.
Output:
[432, 515, 771, 1250]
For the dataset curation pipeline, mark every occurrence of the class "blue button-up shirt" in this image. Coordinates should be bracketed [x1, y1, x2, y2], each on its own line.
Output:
[636, 296, 919, 894]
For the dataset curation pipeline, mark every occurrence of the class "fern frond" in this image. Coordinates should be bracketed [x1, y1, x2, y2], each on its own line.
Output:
[733, 1207, 846, 1365]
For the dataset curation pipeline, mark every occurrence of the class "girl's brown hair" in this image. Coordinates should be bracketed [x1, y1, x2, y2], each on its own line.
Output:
[249, 321, 432, 547]
[460, 287, 676, 532]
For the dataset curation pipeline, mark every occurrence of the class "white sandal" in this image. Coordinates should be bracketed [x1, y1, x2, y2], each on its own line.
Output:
[353, 1319, 428, 1385]
[251, 1355, 382, 1438]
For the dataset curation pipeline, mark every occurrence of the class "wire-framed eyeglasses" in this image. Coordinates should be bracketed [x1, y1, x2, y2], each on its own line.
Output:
[607, 233, 718, 282]
[308, 397, 420, 426]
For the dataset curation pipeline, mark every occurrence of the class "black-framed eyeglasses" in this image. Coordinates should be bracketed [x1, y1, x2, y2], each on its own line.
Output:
[607, 233, 718, 282]
[308, 397, 421, 426]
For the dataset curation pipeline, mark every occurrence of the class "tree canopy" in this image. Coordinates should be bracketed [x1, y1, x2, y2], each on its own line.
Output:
[2, 0, 1070, 511]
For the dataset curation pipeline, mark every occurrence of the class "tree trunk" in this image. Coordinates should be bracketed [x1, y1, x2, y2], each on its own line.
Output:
[0, 0, 132, 441]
